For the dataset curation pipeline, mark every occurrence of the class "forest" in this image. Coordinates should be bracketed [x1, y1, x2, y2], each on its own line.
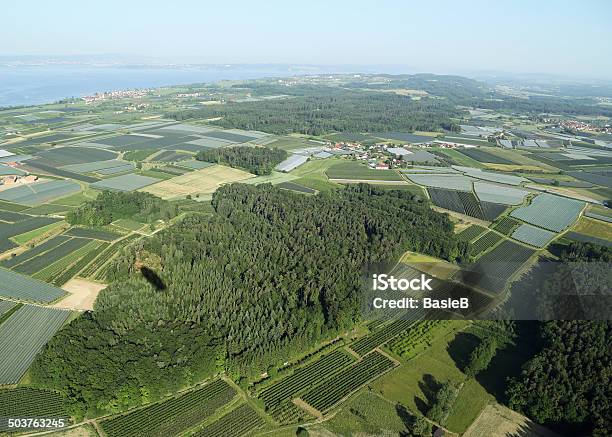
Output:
[166, 85, 463, 135]
[507, 242, 612, 436]
[31, 184, 469, 416]
[196, 146, 287, 175]
[66, 191, 178, 227]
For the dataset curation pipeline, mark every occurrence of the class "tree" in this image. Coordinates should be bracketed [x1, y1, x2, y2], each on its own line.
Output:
[465, 336, 498, 377]
[427, 381, 459, 426]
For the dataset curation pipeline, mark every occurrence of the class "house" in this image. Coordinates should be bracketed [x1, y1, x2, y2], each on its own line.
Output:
[375, 163, 389, 170]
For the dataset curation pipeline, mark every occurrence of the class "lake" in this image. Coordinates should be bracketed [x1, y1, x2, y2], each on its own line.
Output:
[0, 65, 329, 107]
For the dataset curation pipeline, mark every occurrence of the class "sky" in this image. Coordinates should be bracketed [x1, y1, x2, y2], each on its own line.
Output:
[2, 0, 612, 79]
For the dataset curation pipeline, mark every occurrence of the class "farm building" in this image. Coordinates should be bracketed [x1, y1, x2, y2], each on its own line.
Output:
[275, 154, 308, 172]
[386, 147, 412, 158]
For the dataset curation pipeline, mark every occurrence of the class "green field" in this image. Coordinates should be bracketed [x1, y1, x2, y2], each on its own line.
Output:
[288, 159, 343, 192]
[326, 161, 404, 181]
[373, 320, 492, 434]
[111, 218, 145, 231]
[433, 148, 485, 168]
[11, 221, 65, 245]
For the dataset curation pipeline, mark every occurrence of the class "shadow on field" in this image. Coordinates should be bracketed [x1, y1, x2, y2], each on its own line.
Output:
[415, 374, 442, 415]
[446, 332, 480, 372]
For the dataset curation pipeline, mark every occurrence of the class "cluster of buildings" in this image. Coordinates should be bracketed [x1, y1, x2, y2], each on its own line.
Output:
[82, 89, 152, 104]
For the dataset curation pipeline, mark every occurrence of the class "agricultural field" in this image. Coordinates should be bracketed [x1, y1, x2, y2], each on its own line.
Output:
[38, 146, 118, 165]
[493, 216, 522, 235]
[453, 166, 527, 186]
[13, 237, 91, 275]
[326, 161, 404, 181]
[457, 240, 536, 293]
[510, 193, 585, 232]
[458, 224, 487, 242]
[473, 181, 529, 205]
[0, 388, 70, 432]
[99, 379, 237, 437]
[322, 390, 410, 436]
[458, 148, 514, 165]
[463, 403, 559, 437]
[1, 235, 71, 268]
[111, 218, 145, 231]
[0, 305, 70, 384]
[388, 320, 454, 360]
[471, 231, 504, 256]
[0, 179, 81, 205]
[405, 173, 474, 191]
[350, 319, 417, 356]
[80, 234, 140, 280]
[0, 299, 18, 318]
[300, 351, 397, 414]
[191, 404, 265, 437]
[64, 226, 122, 241]
[140, 165, 253, 199]
[511, 224, 557, 248]
[23, 159, 99, 183]
[276, 181, 317, 194]
[258, 350, 356, 415]
[373, 320, 492, 434]
[0, 268, 66, 302]
[91, 173, 160, 191]
[178, 159, 216, 170]
[33, 240, 101, 283]
[428, 188, 506, 221]
[61, 159, 134, 174]
[51, 242, 109, 286]
[563, 231, 612, 248]
[571, 216, 612, 240]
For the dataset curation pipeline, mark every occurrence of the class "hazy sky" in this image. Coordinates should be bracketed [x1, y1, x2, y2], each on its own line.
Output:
[3, 0, 612, 78]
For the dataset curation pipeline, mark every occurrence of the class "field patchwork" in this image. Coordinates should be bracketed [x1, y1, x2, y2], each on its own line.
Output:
[140, 165, 253, 199]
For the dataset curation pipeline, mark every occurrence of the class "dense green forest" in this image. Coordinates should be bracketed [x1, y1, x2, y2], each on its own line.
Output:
[167, 85, 463, 135]
[507, 243, 612, 436]
[31, 183, 468, 416]
[196, 146, 287, 175]
[66, 191, 178, 226]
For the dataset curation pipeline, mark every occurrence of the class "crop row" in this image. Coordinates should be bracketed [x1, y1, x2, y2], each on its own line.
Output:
[192, 404, 264, 437]
[52, 242, 109, 286]
[0, 268, 66, 303]
[0, 305, 70, 384]
[81, 234, 139, 279]
[268, 400, 310, 424]
[259, 349, 355, 407]
[0, 388, 70, 432]
[33, 241, 100, 283]
[510, 193, 584, 232]
[350, 318, 417, 356]
[300, 351, 396, 413]
[64, 226, 122, 241]
[100, 379, 236, 437]
[471, 232, 503, 256]
[458, 225, 486, 242]
[493, 216, 521, 235]
[457, 240, 536, 293]
[14, 237, 90, 275]
[1, 235, 71, 269]
[388, 320, 445, 358]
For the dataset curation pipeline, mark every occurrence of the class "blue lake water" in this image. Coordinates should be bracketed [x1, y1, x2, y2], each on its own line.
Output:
[0, 65, 330, 107]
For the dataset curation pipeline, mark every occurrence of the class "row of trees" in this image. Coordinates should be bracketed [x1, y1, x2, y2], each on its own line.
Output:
[196, 146, 288, 175]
